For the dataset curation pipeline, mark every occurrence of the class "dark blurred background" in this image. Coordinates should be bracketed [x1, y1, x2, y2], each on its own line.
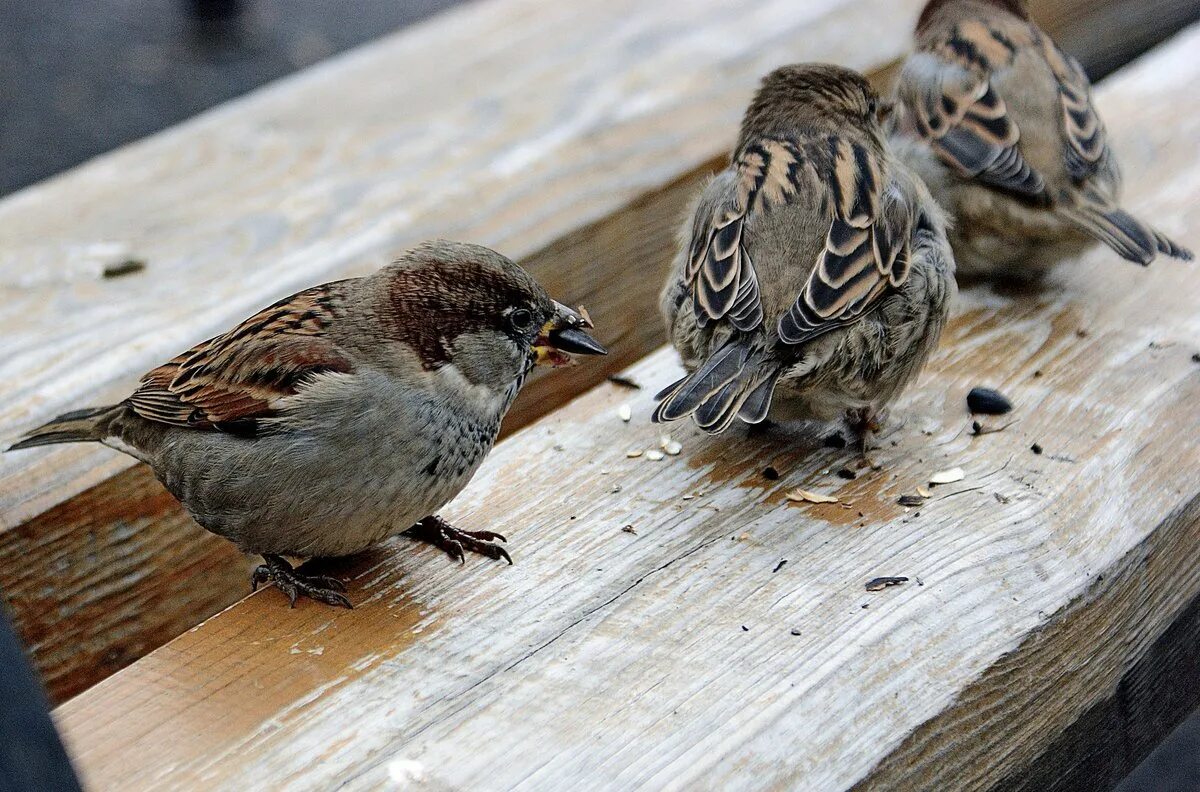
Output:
[0, 0, 459, 197]
[0, 1, 1195, 789]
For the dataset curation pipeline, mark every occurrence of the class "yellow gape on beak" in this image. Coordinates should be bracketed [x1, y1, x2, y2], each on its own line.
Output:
[533, 302, 608, 367]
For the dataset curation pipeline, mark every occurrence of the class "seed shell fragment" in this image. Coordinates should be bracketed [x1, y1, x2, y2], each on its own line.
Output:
[786, 489, 839, 504]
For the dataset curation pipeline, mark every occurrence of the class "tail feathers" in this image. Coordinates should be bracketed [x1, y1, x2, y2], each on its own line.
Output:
[1063, 201, 1192, 265]
[1153, 228, 1194, 262]
[7, 406, 115, 451]
[653, 343, 781, 434]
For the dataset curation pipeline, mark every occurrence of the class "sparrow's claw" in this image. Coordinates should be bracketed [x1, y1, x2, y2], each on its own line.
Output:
[251, 555, 353, 609]
[846, 408, 883, 455]
[406, 516, 513, 565]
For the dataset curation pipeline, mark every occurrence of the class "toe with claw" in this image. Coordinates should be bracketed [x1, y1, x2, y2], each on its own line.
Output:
[405, 515, 513, 565]
[251, 554, 353, 609]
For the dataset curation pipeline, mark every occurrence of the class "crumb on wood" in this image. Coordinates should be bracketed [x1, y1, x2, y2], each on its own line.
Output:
[1031, 443, 1044, 455]
[741, 625, 749, 632]
[102, 259, 147, 279]
[1192, 353, 1200, 364]
[865, 576, 909, 592]
[897, 494, 925, 507]
[994, 492, 1012, 504]
[772, 559, 788, 574]
[972, 418, 1019, 437]
[929, 467, 964, 485]
[606, 374, 642, 390]
[786, 488, 839, 504]
[621, 525, 637, 535]
[790, 628, 802, 636]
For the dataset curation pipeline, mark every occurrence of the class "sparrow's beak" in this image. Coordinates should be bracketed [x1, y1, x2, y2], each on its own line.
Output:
[533, 302, 607, 367]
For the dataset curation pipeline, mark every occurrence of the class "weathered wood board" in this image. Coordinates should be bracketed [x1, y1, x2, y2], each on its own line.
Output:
[54, 26, 1200, 790]
[1, 0, 1189, 705]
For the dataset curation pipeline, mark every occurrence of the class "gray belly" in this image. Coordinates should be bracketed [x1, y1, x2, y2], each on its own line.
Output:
[144, 389, 500, 559]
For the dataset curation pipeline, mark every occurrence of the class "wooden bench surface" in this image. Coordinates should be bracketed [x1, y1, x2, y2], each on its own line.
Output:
[54, 25, 1200, 790]
[0, 0, 1183, 706]
[0, 0, 929, 701]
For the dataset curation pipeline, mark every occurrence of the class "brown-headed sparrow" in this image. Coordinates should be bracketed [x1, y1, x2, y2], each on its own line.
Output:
[655, 64, 956, 438]
[891, 0, 1192, 279]
[8, 241, 606, 608]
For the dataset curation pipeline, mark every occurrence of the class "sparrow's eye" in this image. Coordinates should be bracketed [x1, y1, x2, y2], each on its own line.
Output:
[507, 308, 536, 335]
[866, 97, 878, 118]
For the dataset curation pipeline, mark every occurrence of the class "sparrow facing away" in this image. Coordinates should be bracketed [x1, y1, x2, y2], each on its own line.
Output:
[891, 0, 1192, 280]
[8, 241, 606, 608]
[655, 64, 956, 438]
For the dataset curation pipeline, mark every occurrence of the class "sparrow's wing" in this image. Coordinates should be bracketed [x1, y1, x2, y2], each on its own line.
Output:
[898, 23, 1045, 199]
[128, 282, 355, 435]
[1038, 37, 1107, 182]
[778, 136, 914, 345]
[685, 139, 812, 332]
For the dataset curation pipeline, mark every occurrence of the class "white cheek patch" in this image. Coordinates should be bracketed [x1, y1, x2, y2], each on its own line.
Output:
[434, 363, 509, 415]
[103, 435, 150, 464]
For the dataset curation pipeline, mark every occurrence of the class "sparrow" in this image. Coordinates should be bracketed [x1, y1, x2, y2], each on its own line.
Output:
[655, 64, 956, 438]
[7, 240, 606, 608]
[890, 0, 1192, 279]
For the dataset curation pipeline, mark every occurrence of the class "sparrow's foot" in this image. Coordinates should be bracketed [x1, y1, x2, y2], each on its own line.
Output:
[846, 408, 883, 456]
[251, 554, 353, 609]
[405, 515, 512, 565]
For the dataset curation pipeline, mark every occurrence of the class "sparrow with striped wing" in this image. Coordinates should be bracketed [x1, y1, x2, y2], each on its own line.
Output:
[657, 64, 956, 437]
[892, 0, 1191, 279]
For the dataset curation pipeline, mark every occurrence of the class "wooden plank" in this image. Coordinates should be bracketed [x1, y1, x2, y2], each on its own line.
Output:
[54, 26, 1200, 790]
[0, 0, 930, 703]
[1, 0, 1190, 705]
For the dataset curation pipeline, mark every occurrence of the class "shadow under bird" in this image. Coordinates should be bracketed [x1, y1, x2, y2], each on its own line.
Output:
[8, 240, 606, 608]
[890, 0, 1193, 279]
[655, 63, 956, 437]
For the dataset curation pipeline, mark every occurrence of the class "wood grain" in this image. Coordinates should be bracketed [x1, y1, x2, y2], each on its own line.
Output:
[54, 26, 1200, 790]
[2, 0, 1184, 706]
[0, 0, 965, 704]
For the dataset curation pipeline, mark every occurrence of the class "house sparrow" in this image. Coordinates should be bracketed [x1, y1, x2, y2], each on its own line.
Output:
[655, 64, 956, 438]
[891, 0, 1192, 279]
[8, 241, 606, 608]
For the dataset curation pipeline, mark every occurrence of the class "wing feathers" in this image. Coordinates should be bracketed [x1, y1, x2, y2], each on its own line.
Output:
[127, 283, 354, 432]
[686, 140, 809, 332]
[778, 141, 912, 346]
[900, 24, 1048, 200]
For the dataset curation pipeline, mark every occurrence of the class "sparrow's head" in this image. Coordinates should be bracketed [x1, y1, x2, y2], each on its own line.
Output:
[916, 0, 1029, 33]
[376, 240, 606, 392]
[740, 64, 890, 144]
